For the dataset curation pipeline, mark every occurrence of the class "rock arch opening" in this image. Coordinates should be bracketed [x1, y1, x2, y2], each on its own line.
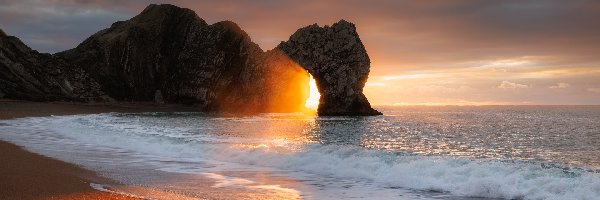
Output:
[275, 20, 382, 116]
[305, 74, 321, 110]
[257, 52, 319, 115]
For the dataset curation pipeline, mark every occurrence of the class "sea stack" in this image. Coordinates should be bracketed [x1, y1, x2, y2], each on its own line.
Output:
[0, 4, 381, 116]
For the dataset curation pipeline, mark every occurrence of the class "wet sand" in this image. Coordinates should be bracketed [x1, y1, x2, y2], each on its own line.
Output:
[0, 141, 140, 200]
[0, 100, 198, 199]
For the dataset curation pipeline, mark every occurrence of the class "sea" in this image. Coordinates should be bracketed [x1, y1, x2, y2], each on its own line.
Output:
[1, 106, 599, 200]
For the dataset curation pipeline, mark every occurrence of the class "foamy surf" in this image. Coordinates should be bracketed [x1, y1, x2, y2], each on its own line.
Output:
[1, 108, 599, 200]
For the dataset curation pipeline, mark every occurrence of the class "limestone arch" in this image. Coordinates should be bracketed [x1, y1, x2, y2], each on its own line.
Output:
[275, 20, 381, 116]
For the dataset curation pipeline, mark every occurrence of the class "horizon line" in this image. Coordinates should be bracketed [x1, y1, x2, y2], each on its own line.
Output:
[372, 104, 600, 107]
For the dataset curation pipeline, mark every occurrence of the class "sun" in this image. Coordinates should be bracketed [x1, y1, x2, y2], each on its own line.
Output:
[305, 75, 320, 109]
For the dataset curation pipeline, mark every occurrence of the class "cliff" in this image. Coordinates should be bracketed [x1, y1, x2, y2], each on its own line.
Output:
[0, 29, 107, 101]
[0, 4, 380, 116]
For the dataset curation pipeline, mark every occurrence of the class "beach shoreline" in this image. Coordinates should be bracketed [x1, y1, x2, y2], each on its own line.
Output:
[0, 100, 199, 199]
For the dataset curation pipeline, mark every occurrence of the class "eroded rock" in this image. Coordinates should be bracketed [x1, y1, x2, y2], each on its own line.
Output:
[0, 4, 381, 116]
[55, 4, 308, 113]
[0, 28, 106, 101]
[277, 20, 382, 115]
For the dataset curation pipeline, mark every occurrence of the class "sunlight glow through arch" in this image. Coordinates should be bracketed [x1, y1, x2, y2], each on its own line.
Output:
[305, 75, 320, 109]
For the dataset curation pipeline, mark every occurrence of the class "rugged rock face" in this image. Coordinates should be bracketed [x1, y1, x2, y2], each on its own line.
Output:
[277, 20, 381, 115]
[0, 29, 107, 101]
[0, 4, 381, 116]
[58, 5, 227, 105]
[56, 4, 308, 113]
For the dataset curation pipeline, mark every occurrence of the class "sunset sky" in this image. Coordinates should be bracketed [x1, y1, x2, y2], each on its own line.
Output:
[1, 0, 599, 105]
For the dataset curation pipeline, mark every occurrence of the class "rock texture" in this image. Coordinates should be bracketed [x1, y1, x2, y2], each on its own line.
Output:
[277, 21, 381, 115]
[0, 29, 107, 101]
[56, 4, 308, 113]
[0, 4, 381, 116]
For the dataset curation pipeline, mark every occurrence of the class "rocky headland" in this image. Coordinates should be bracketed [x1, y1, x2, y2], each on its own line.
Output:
[0, 4, 381, 116]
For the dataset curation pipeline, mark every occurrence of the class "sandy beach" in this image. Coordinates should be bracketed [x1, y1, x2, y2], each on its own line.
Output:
[0, 100, 197, 200]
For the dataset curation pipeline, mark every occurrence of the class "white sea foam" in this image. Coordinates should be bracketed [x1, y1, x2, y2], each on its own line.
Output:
[193, 144, 600, 200]
[1, 114, 600, 200]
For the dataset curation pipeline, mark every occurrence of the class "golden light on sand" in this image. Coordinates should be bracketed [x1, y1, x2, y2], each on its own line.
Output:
[305, 75, 320, 109]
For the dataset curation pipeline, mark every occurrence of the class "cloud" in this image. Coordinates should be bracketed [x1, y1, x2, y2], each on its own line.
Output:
[365, 82, 386, 87]
[498, 81, 531, 89]
[0, 0, 147, 52]
[549, 82, 571, 89]
[413, 85, 475, 94]
[1, 0, 600, 104]
[3, 0, 600, 60]
[587, 88, 600, 93]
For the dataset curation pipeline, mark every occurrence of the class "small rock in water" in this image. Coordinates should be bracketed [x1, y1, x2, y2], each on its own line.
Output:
[154, 90, 165, 105]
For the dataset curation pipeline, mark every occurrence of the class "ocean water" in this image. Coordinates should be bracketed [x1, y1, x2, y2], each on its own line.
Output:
[1, 106, 600, 200]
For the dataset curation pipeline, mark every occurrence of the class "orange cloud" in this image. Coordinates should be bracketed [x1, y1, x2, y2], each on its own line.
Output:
[549, 83, 571, 89]
[498, 81, 531, 90]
